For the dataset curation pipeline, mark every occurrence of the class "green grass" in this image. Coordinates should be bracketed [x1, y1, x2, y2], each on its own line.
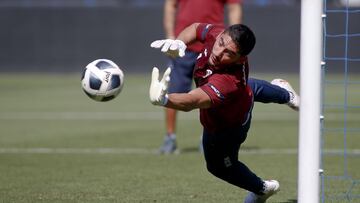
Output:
[0, 73, 359, 202]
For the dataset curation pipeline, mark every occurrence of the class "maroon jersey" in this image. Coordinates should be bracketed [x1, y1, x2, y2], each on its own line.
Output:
[174, 0, 241, 53]
[194, 23, 253, 132]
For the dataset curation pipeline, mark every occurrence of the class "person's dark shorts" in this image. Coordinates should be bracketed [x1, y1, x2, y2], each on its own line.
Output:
[168, 51, 199, 94]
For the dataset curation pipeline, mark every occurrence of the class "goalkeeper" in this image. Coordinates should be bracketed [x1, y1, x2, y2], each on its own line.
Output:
[149, 23, 299, 202]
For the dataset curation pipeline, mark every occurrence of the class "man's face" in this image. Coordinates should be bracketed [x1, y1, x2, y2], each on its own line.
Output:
[208, 32, 241, 66]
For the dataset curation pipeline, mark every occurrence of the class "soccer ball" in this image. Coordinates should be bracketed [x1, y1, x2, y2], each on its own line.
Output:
[81, 59, 124, 102]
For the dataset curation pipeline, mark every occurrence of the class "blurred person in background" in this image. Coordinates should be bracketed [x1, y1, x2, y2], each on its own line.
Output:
[160, 0, 243, 154]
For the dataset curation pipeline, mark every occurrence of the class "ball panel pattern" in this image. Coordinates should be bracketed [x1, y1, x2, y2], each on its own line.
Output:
[96, 60, 115, 70]
[89, 72, 102, 90]
[81, 68, 86, 80]
[83, 89, 98, 100]
[107, 74, 121, 91]
[101, 95, 116, 102]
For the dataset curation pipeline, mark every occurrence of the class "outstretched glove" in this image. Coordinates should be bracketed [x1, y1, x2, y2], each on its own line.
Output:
[150, 39, 187, 58]
[149, 67, 171, 106]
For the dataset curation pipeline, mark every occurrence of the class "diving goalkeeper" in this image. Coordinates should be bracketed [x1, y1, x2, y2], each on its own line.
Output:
[149, 23, 299, 202]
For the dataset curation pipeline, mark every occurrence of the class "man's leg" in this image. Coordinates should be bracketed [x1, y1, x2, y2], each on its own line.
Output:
[159, 51, 198, 154]
[159, 108, 177, 154]
[248, 78, 289, 103]
[202, 119, 264, 194]
[165, 108, 177, 136]
[202, 122, 280, 202]
[248, 78, 300, 110]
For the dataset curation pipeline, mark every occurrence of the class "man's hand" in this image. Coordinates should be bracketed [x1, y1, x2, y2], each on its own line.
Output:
[149, 67, 171, 106]
[150, 39, 187, 58]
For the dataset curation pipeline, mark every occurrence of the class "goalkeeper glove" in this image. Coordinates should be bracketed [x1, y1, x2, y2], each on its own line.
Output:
[150, 39, 187, 58]
[149, 67, 171, 106]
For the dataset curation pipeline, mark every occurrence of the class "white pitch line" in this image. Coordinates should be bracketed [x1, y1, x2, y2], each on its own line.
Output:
[0, 148, 159, 155]
[0, 148, 359, 155]
[0, 111, 297, 121]
[0, 111, 355, 121]
[0, 112, 168, 121]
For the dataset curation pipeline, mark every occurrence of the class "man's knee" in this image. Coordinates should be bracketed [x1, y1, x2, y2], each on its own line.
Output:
[206, 156, 233, 180]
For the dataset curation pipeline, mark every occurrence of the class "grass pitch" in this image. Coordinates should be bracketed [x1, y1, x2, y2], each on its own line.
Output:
[0, 73, 359, 202]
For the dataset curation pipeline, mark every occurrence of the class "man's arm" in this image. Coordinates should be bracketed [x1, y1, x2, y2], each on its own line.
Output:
[163, 0, 177, 39]
[227, 2, 242, 25]
[149, 67, 212, 111]
[166, 88, 212, 112]
[176, 23, 200, 45]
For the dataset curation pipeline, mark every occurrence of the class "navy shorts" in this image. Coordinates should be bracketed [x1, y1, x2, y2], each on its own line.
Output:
[168, 51, 199, 94]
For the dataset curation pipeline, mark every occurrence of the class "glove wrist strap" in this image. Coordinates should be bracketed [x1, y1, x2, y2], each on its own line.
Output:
[161, 94, 169, 106]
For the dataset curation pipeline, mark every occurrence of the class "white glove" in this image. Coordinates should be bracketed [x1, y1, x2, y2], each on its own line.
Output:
[149, 67, 171, 106]
[150, 39, 187, 58]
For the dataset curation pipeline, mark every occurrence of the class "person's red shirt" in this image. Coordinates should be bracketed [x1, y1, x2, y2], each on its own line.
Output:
[175, 0, 241, 53]
[193, 23, 253, 133]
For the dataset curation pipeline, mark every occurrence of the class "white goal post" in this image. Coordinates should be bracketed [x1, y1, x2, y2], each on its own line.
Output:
[298, 0, 323, 202]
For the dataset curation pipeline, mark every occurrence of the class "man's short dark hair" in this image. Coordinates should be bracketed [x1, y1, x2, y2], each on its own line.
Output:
[225, 24, 256, 56]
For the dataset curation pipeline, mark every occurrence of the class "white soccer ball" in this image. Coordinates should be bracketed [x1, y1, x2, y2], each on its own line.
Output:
[81, 59, 124, 102]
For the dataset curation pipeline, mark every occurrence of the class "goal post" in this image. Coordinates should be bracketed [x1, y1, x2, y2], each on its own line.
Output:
[298, 0, 323, 202]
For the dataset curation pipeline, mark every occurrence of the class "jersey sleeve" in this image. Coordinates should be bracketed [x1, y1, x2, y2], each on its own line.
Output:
[196, 23, 213, 43]
[196, 23, 225, 43]
[200, 74, 238, 107]
[226, 0, 242, 3]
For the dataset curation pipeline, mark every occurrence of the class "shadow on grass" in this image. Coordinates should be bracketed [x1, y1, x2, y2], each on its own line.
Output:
[181, 147, 200, 153]
[279, 199, 297, 203]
